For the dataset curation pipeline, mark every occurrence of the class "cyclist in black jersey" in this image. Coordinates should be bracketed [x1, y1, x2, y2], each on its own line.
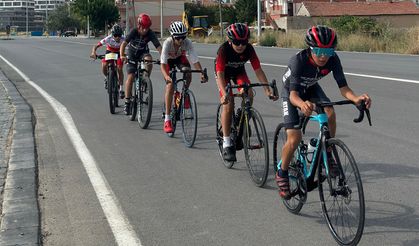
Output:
[216, 23, 278, 162]
[120, 13, 162, 115]
[276, 25, 372, 199]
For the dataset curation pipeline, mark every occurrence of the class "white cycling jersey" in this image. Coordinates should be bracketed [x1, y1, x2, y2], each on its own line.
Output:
[160, 37, 199, 64]
[98, 35, 125, 53]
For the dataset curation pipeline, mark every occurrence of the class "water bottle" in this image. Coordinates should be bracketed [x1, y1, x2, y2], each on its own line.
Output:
[306, 138, 317, 164]
[175, 91, 181, 108]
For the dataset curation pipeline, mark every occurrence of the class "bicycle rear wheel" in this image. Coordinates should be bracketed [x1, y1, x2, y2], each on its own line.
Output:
[273, 123, 307, 214]
[107, 68, 117, 114]
[181, 89, 197, 148]
[318, 138, 365, 246]
[138, 76, 153, 129]
[130, 91, 137, 121]
[216, 104, 235, 168]
[243, 108, 269, 187]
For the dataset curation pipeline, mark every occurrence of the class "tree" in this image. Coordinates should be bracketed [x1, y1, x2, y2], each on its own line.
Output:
[234, 0, 257, 24]
[74, 0, 119, 35]
[47, 5, 80, 33]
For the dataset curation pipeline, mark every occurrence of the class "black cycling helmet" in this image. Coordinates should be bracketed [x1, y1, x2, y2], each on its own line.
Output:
[305, 25, 337, 48]
[226, 23, 249, 41]
[111, 24, 123, 37]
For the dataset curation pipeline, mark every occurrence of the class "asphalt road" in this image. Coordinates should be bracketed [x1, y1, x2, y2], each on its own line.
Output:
[1, 37, 419, 246]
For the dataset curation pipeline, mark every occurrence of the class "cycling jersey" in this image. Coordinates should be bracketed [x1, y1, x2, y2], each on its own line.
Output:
[98, 35, 125, 53]
[125, 28, 161, 60]
[160, 37, 199, 65]
[215, 41, 261, 78]
[282, 48, 347, 97]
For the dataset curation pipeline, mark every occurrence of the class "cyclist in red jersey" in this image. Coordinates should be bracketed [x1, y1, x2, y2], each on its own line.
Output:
[215, 23, 278, 162]
[90, 24, 125, 98]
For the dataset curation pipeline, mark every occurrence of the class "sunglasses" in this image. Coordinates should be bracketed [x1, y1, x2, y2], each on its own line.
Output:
[113, 34, 121, 38]
[232, 39, 248, 46]
[174, 36, 186, 41]
[311, 47, 335, 57]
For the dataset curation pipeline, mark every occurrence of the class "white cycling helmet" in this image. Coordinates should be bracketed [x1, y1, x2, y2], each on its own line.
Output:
[169, 21, 188, 37]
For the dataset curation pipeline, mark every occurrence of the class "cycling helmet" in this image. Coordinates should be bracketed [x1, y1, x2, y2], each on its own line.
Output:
[169, 21, 188, 37]
[226, 23, 249, 41]
[111, 24, 123, 36]
[138, 13, 152, 29]
[305, 25, 337, 48]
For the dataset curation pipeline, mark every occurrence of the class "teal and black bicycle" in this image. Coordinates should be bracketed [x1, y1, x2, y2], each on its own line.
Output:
[273, 100, 371, 246]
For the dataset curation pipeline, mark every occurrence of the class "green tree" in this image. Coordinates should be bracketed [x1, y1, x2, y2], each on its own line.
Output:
[74, 0, 119, 34]
[234, 0, 257, 24]
[47, 5, 80, 32]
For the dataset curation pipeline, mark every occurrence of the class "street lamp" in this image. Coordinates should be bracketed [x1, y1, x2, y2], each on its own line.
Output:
[219, 0, 222, 37]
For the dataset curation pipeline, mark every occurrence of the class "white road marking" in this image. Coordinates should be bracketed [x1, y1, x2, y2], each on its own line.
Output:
[0, 54, 142, 246]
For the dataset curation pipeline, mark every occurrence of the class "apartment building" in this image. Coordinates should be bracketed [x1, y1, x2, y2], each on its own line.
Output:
[0, 0, 36, 32]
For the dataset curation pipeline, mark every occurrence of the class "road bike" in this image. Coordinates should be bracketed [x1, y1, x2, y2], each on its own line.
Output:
[216, 80, 278, 187]
[127, 58, 160, 129]
[162, 67, 207, 148]
[273, 100, 372, 245]
[97, 53, 119, 114]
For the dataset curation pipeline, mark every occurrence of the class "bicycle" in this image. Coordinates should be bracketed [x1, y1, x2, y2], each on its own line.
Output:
[272, 100, 372, 246]
[216, 80, 278, 187]
[127, 58, 160, 129]
[162, 67, 208, 148]
[97, 53, 119, 114]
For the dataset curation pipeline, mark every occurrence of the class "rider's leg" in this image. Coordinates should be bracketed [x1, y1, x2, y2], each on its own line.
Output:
[325, 106, 336, 137]
[101, 61, 107, 77]
[221, 100, 234, 147]
[280, 129, 302, 171]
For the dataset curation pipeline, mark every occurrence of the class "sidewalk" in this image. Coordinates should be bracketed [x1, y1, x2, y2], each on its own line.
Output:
[0, 70, 39, 245]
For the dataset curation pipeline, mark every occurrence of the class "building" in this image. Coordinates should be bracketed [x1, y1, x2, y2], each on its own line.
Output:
[266, 0, 419, 31]
[117, 0, 184, 34]
[33, 0, 69, 32]
[0, 0, 36, 32]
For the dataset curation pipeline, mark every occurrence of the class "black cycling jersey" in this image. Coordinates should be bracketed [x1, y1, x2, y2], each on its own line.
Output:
[125, 28, 161, 59]
[282, 49, 347, 97]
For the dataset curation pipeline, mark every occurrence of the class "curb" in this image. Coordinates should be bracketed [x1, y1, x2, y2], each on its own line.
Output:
[0, 71, 39, 245]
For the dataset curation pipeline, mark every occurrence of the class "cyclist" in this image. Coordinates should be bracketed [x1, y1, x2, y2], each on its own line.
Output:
[120, 13, 162, 115]
[90, 24, 125, 98]
[215, 23, 277, 162]
[160, 21, 207, 133]
[276, 25, 372, 199]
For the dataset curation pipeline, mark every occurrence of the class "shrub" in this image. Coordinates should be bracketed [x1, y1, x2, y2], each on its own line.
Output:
[259, 31, 277, 46]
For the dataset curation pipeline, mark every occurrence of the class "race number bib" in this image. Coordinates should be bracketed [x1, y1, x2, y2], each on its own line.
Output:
[105, 53, 118, 61]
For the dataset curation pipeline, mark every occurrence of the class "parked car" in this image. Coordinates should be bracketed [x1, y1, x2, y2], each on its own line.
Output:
[62, 31, 77, 37]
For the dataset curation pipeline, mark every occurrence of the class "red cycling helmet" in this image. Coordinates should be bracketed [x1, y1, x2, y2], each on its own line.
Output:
[226, 23, 249, 41]
[138, 13, 152, 29]
[305, 25, 337, 48]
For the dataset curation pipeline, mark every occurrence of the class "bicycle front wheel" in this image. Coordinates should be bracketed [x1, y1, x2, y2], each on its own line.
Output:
[243, 108, 269, 187]
[138, 76, 153, 129]
[130, 91, 137, 121]
[318, 138, 365, 246]
[181, 89, 197, 148]
[107, 68, 117, 114]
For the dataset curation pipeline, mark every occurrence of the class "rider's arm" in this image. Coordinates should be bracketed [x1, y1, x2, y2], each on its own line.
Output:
[216, 71, 228, 97]
[290, 90, 314, 116]
[185, 39, 199, 65]
[215, 47, 228, 97]
[90, 43, 101, 57]
[120, 41, 128, 59]
[340, 86, 372, 108]
[160, 39, 171, 82]
[249, 47, 273, 97]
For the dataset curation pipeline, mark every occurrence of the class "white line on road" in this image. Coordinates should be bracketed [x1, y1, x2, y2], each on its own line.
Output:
[0, 55, 142, 246]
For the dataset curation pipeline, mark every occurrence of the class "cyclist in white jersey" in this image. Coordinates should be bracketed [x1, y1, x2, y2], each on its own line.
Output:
[160, 21, 207, 133]
[90, 24, 125, 98]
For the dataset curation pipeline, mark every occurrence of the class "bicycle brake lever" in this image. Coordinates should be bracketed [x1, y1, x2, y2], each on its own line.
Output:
[353, 101, 365, 123]
[365, 108, 372, 126]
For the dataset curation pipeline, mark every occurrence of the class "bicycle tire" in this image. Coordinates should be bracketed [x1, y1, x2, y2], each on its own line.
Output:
[138, 75, 153, 129]
[216, 104, 235, 168]
[181, 89, 197, 148]
[318, 138, 365, 246]
[107, 68, 116, 114]
[130, 89, 137, 121]
[113, 73, 119, 108]
[243, 108, 269, 187]
[273, 122, 307, 213]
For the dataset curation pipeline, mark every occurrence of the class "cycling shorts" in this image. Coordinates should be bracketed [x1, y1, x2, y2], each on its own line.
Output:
[281, 83, 331, 129]
[217, 72, 250, 98]
[126, 53, 152, 74]
[163, 55, 191, 74]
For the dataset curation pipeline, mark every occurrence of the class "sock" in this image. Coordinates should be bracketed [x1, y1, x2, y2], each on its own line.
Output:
[165, 115, 170, 122]
[223, 136, 231, 148]
[278, 164, 288, 177]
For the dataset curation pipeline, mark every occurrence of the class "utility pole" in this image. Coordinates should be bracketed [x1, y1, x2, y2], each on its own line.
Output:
[219, 0, 223, 37]
[160, 0, 163, 39]
[125, 0, 129, 34]
[87, 0, 90, 38]
[26, 0, 29, 36]
[257, 0, 261, 41]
